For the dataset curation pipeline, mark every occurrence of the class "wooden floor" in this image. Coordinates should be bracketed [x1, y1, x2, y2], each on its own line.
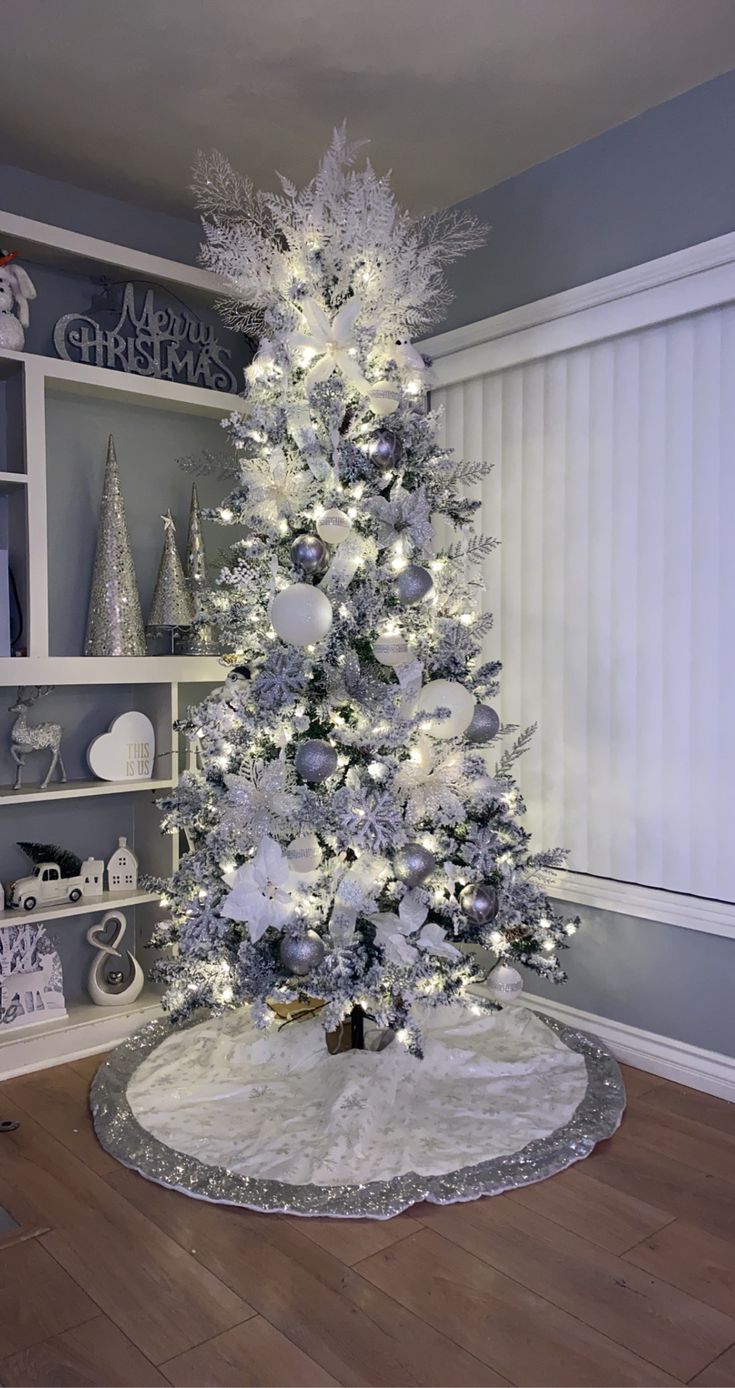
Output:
[0, 1057, 734, 1388]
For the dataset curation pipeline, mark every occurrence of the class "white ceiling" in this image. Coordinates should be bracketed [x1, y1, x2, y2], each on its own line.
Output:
[3, 0, 735, 218]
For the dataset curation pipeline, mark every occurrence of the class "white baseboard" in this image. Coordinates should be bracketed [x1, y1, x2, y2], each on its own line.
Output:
[522, 992, 735, 1103]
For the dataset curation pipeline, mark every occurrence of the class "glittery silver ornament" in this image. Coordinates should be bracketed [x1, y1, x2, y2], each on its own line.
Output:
[466, 703, 501, 744]
[177, 483, 218, 654]
[84, 435, 145, 656]
[290, 533, 327, 574]
[279, 930, 326, 976]
[394, 841, 435, 887]
[373, 429, 402, 470]
[147, 512, 195, 632]
[459, 882, 499, 924]
[395, 564, 433, 606]
[295, 739, 338, 783]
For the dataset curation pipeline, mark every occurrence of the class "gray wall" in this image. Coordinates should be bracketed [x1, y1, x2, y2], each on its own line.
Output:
[524, 905, 734, 1059]
[442, 71, 735, 1059]
[442, 68, 735, 331]
[1, 160, 200, 262]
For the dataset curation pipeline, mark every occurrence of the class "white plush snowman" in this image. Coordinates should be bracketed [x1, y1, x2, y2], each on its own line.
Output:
[0, 252, 36, 350]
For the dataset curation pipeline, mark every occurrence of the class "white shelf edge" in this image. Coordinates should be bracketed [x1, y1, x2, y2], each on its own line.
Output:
[0, 889, 162, 929]
[0, 206, 218, 297]
[0, 346, 243, 416]
[0, 777, 174, 806]
[0, 991, 163, 1079]
[0, 655, 226, 685]
[0, 471, 27, 486]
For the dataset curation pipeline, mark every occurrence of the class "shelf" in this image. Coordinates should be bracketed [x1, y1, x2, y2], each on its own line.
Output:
[0, 207, 219, 300]
[0, 985, 163, 1078]
[0, 777, 174, 806]
[0, 346, 242, 417]
[0, 889, 162, 929]
[0, 655, 225, 685]
[0, 471, 27, 492]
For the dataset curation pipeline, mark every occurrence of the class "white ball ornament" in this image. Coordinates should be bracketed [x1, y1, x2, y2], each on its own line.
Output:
[417, 679, 475, 739]
[316, 508, 352, 545]
[286, 833, 323, 875]
[270, 583, 333, 647]
[485, 963, 524, 1003]
[372, 632, 412, 668]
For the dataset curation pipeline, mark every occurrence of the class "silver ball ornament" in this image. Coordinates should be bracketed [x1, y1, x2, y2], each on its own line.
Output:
[394, 842, 435, 887]
[291, 533, 327, 574]
[459, 882, 499, 924]
[466, 703, 501, 744]
[395, 564, 433, 606]
[279, 930, 326, 976]
[295, 738, 338, 783]
[373, 429, 402, 470]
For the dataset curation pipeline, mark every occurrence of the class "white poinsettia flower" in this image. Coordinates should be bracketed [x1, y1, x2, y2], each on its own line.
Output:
[395, 738, 469, 825]
[416, 920, 461, 960]
[245, 447, 310, 528]
[286, 296, 367, 391]
[220, 837, 299, 942]
[371, 889, 427, 966]
[221, 759, 301, 839]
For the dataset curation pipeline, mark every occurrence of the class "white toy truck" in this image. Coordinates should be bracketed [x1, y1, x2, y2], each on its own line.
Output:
[7, 858, 104, 912]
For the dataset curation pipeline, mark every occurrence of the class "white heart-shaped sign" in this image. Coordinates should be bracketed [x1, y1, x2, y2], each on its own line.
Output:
[87, 712, 155, 782]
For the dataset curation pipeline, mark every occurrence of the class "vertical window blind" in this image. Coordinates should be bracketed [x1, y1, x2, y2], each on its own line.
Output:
[434, 303, 735, 901]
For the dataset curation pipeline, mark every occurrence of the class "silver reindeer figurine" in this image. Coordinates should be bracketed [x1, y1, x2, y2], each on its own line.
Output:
[9, 687, 67, 791]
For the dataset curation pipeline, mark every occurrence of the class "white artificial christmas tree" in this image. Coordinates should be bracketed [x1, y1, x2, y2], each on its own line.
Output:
[153, 130, 578, 1055]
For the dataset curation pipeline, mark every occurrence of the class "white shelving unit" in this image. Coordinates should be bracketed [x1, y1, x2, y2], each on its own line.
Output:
[0, 209, 237, 1076]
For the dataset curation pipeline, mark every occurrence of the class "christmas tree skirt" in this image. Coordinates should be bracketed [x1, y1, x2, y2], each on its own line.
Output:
[91, 1002, 624, 1218]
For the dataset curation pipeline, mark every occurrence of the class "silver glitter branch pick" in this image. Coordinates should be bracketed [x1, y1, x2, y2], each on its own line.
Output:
[84, 435, 146, 657]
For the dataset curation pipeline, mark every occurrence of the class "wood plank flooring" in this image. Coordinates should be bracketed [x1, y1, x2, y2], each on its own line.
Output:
[0, 1057, 733, 1387]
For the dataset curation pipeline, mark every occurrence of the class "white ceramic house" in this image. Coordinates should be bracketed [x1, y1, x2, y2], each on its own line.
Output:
[107, 837, 139, 893]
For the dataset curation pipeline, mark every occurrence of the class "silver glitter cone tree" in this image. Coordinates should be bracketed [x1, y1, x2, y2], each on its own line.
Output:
[152, 130, 579, 1057]
[84, 435, 145, 656]
[147, 511, 194, 640]
[177, 483, 218, 654]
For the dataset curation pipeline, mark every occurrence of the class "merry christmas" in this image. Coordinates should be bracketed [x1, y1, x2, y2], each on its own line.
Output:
[53, 281, 238, 392]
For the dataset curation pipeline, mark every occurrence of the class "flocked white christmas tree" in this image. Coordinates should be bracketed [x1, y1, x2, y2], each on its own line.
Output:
[153, 129, 578, 1055]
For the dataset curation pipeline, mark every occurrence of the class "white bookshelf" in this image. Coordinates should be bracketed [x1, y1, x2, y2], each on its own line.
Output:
[0, 211, 237, 1073]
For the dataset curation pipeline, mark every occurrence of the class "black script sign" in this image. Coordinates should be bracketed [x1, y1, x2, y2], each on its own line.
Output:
[53, 280, 238, 392]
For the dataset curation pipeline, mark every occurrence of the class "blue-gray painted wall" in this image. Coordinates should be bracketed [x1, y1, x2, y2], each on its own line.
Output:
[0, 160, 200, 261]
[442, 68, 735, 331]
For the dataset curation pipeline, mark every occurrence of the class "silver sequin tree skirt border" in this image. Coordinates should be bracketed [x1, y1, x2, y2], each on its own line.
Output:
[90, 1007, 625, 1219]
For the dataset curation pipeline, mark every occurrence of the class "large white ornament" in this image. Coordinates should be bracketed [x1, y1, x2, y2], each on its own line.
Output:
[316, 508, 352, 545]
[485, 963, 524, 1002]
[286, 833, 323, 875]
[270, 583, 333, 646]
[87, 711, 155, 781]
[372, 632, 412, 668]
[417, 680, 476, 740]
